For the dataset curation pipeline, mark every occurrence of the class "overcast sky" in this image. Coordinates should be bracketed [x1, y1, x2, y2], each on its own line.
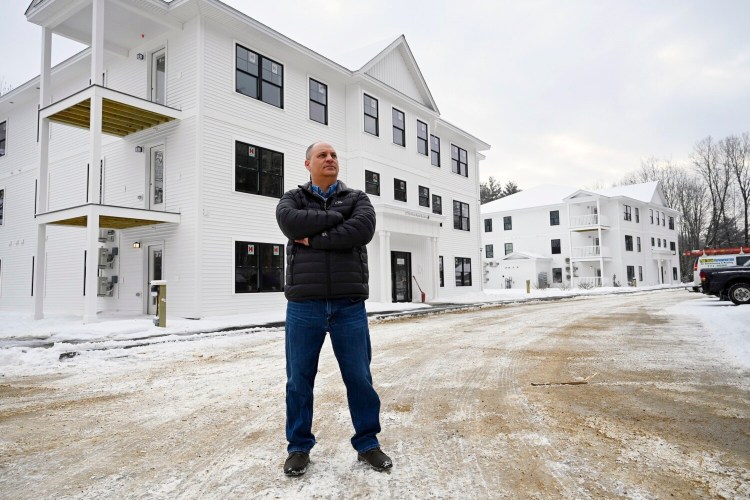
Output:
[2, 0, 749, 190]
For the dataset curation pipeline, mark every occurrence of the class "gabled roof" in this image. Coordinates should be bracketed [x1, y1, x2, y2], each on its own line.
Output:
[565, 181, 669, 206]
[354, 35, 439, 113]
[481, 185, 577, 214]
[499, 251, 552, 261]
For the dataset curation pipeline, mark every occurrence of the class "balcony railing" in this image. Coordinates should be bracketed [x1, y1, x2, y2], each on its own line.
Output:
[573, 277, 602, 288]
[572, 245, 600, 258]
[570, 214, 609, 228]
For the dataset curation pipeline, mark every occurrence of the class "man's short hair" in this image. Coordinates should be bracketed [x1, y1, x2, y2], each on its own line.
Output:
[306, 142, 322, 161]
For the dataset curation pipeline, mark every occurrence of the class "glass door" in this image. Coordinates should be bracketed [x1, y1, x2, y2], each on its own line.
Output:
[391, 251, 412, 302]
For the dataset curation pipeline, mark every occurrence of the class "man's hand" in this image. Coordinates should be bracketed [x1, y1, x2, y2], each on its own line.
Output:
[295, 238, 310, 246]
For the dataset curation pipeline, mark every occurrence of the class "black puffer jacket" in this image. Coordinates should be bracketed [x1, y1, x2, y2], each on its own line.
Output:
[276, 181, 376, 301]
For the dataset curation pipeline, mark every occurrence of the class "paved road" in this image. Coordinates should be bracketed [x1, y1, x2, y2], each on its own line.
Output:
[0, 289, 748, 498]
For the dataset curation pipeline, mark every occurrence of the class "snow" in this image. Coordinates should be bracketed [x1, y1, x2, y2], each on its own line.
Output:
[592, 181, 660, 203]
[2, 284, 748, 375]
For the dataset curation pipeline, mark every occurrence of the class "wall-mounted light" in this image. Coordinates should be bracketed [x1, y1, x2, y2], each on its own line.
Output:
[136, 53, 145, 60]
[133, 242, 141, 249]
[135, 146, 143, 153]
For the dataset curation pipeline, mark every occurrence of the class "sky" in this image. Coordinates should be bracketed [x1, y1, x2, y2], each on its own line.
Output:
[2, 0, 749, 190]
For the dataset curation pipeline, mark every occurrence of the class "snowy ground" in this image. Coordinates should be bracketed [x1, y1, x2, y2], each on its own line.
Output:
[1, 287, 749, 498]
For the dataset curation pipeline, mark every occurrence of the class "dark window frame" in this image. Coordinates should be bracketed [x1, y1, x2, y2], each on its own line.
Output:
[234, 241, 284, 293]
[505, 243, 513, 255]
[394, 178, 407, 202]
[392, 107, 405, 146]
[432, 194, 442, 214]
[627, 265, 635, 282]
[635, 207, 640, 223]
[453, 200, 470, 231]
[430, 135, 441, 167]
[485, 244, 494, 258]
[439, 256, 444, 287]
[451, 144, 468, 177]
[668, 216, 675, 230]
[0, 120, 6, 157]
[625, 235, 633, 251]
[552, 268, 563, 283]
[550, 210, 560, 226]
[363, 94, 379, 136]
[308, 78, 328, 125]
[551, 239, 561, 255]
[503, 216, 512, 231]
[235, 44, 284, 108]
[484, 218, 493, 232]
[455, 257, 472, 286]
[624, 205, 632, 221]
[235, 141, 284, 199]
[417, 120, 428, 155]
[418, 185, 430, 207]
[637, 236, 641, 252]
[365, 170, 380, 196]
[0, 188, 4, 226]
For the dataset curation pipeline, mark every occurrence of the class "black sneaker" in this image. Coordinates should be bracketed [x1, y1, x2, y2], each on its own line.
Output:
[283, 451, 310, 476]
[357, 448, 393, 471]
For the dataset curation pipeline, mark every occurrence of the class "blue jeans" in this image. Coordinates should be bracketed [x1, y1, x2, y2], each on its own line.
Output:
[285, 298, 382, 454]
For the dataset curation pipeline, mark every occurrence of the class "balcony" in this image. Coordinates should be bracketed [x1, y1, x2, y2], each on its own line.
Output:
[570, 214, 610, 230]
[571, 245, 611, 259]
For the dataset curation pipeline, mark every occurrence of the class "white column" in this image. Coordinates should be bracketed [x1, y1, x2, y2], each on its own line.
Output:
[89, 91, 103, 204]
[33, 27, 52, 321]
[430, 236, 439, 300]
[379, 231, 391, 302]
[91, 0, 105, 86]
[83, 208, 100, 323]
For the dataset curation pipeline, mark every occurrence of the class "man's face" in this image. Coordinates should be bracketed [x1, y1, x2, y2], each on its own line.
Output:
[305, 142, 339, 187]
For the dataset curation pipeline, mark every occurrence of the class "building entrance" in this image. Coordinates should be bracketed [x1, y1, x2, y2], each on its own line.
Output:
[391, 251, 412, 302]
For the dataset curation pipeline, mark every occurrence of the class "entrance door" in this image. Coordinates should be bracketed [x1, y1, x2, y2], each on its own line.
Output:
[149, 145, 165, 211]
[151, 48, 166, 105]
[391, 251, 412, 302]
[147, 245, 163, 315]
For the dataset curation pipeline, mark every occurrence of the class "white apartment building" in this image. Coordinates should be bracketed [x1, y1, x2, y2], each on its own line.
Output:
[0, 0, 489, 322]
[480, 182, 681, 289]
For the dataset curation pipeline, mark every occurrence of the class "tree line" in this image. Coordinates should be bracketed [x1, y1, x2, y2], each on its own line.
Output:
[480, 177, 521, 204]
[619, 132, 750, 279]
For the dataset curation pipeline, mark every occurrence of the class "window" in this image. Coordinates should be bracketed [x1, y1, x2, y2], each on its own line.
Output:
[309, 78, 327, 125]
[365, 170, 380, 196]
[394, 178, 407, 202]
[668, 216, 674, 230]
[235, 141, 283, 198]
[625, 235, 633, 251]
[627, 265, 635, 282]
[656, 210, 660, 225]
[651, 237, 655, 246]
[661, 212, 666, 226]
[657, 238, 661, 247]
[236, 44, 283, 108]
[235, 241, 284, 293]
[650, 209, 654, 224]
[451, 144, 468, 177]
[637, 236, 641, 252]
[663, 238, 667, 248]
[0, 188, 4, 226]
[392, 108, 405, 146]
[363, 94, 379, 135]
[552, 268, 562, 283]
[503, 216, 512, 230]
[439, 256, 444, 287]
[638, 266, 643, 281]
[550, 210, 559, 226]
[673, 267, 678, 281]
[455, 257, 472, 286]
[417, 120, 428, 155]
[635, 208, 640, 223]
[505, 243, 513, 255]
[432, 194, 442, 214]
[419, 186, 430, 207]
[624, 205, 632, 221]
[670, 241, 676, 252]
[551, 239, 561, 254]
[485, 244, 494, 258]
[484, 218, 492, 232]
[430, 135, 441, 167]
[0, 121, 6, 156]
[453, 200, 470, 231]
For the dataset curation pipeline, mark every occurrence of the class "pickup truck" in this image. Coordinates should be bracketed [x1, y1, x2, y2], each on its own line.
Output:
[700, 259, 750, 305]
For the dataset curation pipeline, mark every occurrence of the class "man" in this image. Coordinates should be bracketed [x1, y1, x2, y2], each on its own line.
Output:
[275, 141, 392, 476]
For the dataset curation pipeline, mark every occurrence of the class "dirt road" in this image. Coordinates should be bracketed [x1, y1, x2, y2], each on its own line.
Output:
[1, 289, 748, 498]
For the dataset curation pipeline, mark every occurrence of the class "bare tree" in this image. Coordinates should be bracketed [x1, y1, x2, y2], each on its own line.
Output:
[723, 133, 750, 245]
[693, 136, 733, 246]
[0, 77, 12, 96]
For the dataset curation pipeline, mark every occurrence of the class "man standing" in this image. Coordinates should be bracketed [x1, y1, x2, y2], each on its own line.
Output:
[276, 141, 392, 476]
